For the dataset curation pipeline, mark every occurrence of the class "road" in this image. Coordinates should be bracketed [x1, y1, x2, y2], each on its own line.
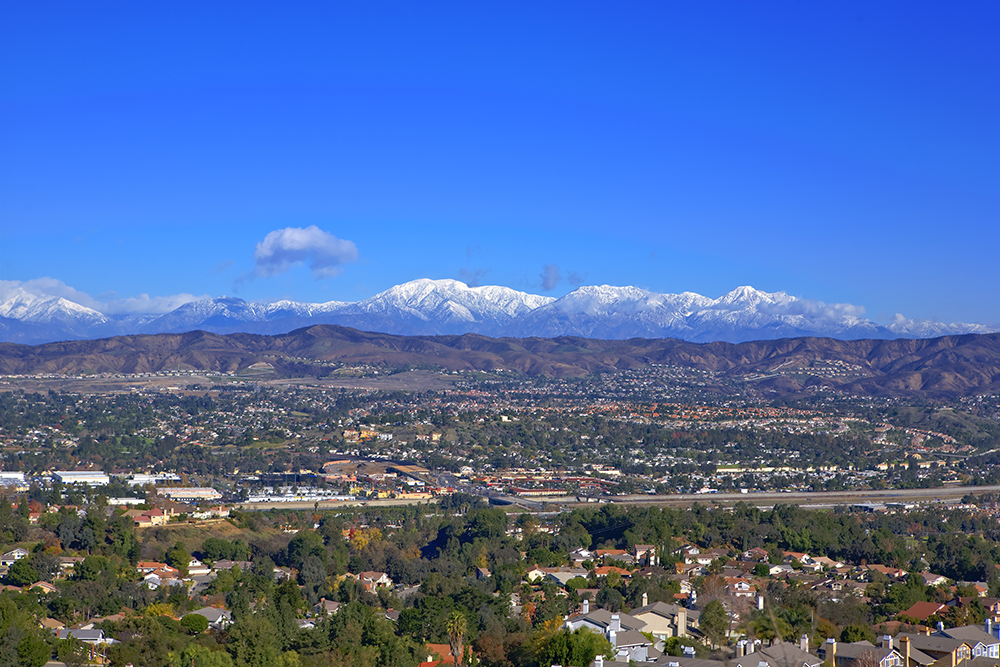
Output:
[236, 484, 1000, 513]
[552, 484, 1000, 510]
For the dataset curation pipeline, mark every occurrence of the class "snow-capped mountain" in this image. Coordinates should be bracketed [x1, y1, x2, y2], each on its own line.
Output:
[0, 287, 115, 342]
[513, 285, 709, 339]
[512, 285, 892, 342]
[0, 288, 109, 326]
[0, 279, 994, 345]
[335, 279, 555, 336]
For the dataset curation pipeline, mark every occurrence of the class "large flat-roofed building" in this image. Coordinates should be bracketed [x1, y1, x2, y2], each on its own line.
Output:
[53, 471, 110, 486]
[158, 487, 222, 502]
[125, 473, 182, 486]
[0, 472, 27, 491]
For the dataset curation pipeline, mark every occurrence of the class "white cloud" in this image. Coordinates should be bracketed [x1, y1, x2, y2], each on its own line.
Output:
[1, 277, 103, 310]
[253, 225, 358, 279]
[100, 293, 205, 315]
[759, 297, 867, 323]
[0, 278, 205, 315]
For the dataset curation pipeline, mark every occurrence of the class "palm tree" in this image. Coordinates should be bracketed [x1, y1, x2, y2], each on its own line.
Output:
[446, 611, 468, 667]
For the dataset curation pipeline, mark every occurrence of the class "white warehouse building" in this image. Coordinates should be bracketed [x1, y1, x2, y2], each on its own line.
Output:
[158, 487, 223, 502]
[53, 471, 111, 486]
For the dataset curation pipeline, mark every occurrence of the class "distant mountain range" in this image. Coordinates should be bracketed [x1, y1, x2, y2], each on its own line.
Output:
[0, 278, 994, 345]
[2, 325, 998, 399]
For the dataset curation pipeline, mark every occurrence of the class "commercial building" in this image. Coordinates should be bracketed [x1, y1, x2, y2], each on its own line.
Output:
[125, 473, 182, 486]
[157, 487, 222, 502]
[52, 471, 110, 486]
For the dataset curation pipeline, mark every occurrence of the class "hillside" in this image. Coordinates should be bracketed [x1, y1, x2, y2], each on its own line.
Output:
[2, 326, 999, 399]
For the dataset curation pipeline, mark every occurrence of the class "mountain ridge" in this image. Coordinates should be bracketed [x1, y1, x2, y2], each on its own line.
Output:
[1, 325, 998, 399]
[0, 278, 993, 345]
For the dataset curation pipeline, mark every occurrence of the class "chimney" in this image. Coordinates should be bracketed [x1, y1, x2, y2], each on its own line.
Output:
[642, 592, 648, 607]
[757, 595, 765, 611]
[678, 607, 687, 638]
[825, 638, 837, 665]
[900, 636, 910, 667]
[986, 619, 994, 638]
[759, 661, 769, 667]
[683, 646, 696, 658]
[801, 635, 809, 653]
[937, 621, 945, 632]
[582, 599, 589, 614]
[882, 636, 892, 650]
[595, 656, 604, 667]
[610, 614, 621, 633]
[609, 630, 617, 648]
[738, 640, 747, 658]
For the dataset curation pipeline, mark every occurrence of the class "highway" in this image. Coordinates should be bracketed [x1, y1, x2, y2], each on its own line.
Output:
[552, 484, 1000, 510]
[236, 483, 1000, 513]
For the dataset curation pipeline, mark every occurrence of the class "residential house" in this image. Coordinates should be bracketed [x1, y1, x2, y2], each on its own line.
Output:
[900, 602, 948, 623]
[783, 552, 813, 565]
[313, 598, 341, 616]
[867, 564, 908, 581]
[39, 618, 65, 631]
[593, 566, 631, 580]
[55, 628, 114, 646]
[190, 606, 232, 630]
[136, 561, 175, 575]
[187, 558, 211, 576]
[610, 628, 658, 664]
[920, 572, 950, 587]
[213, 560, 252, 572]
[28, 581, 57, 594]
[892, 633, 972, 666]
[630, 597, 700, 640]
[58, 556, 84, 574]
[821, 638, 905, 667]
[937, 623, 1000, 659]
[0, 548, 29, 566]
[753, 639, 824, 667]
[565, 602, 647, 636]
[726, 577, 758, 598]
[634, 545, 657, 567]
[741, 548, 770, 563]
[358, 571, 392, 591]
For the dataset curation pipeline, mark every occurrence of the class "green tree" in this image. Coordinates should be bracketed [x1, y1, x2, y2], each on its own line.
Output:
[533, 628, 613, 667]
[171, 644, 234, 667]
[0, 597, 55, 667]
[166, 542, 190, 576]
[227, 615, 282, 667]
[181, 613, 210, 634]
[700, 599, 729, 648]
[841, 624, 875, 643]
[6, 559, 40, 587]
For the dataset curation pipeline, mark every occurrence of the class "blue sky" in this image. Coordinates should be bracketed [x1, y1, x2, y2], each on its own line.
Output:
[2, 2, 998, 325]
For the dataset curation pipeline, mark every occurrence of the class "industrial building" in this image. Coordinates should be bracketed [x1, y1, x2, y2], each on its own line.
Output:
[52, 471, 111, 486]
[157, 487, 222, 502]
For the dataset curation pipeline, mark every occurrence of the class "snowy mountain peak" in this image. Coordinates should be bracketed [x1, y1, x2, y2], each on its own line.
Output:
[355, 278, 553, 319]
[713, 285, 792, 309]
[1, 279, 994, 345]
[0, 288, 108, 325]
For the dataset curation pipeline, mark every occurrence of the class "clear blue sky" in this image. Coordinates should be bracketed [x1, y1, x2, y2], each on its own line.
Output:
[2, 2, 998, 324]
